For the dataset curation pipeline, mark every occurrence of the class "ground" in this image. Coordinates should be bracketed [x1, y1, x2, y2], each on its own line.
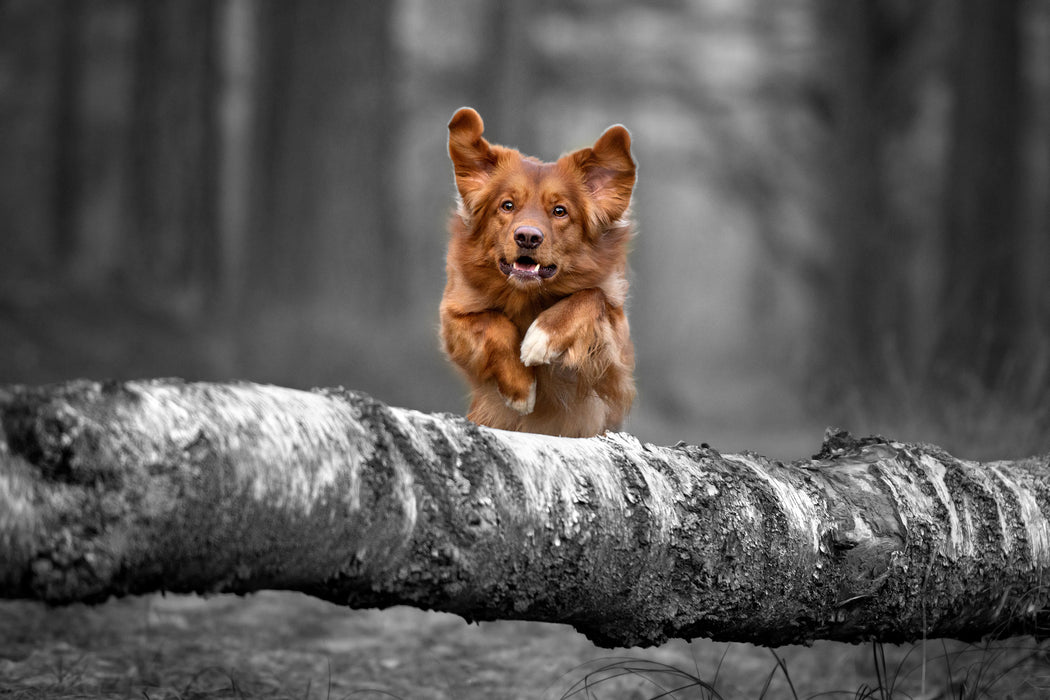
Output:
[2, 591, 1049, 699]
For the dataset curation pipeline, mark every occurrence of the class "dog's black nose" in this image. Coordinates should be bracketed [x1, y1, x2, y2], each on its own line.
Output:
[514, 226, 544, 249]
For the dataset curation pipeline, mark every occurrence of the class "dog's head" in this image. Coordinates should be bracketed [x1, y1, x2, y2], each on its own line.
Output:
[447, 107, 635, 298]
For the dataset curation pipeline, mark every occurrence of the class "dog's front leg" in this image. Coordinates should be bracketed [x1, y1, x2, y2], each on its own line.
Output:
[521, 288, 635, 417]
[521, 289, 627, 377]
[441, 309, 537, 414]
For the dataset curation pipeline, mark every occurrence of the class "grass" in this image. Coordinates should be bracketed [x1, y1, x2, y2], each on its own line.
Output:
[11, 595, 1048, 699]
[822, 339, 1050, 462]
[549, 640, 1050, 699]
[556, 657, 725, 699]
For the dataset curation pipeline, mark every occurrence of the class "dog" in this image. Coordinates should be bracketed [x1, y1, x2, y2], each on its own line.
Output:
[440, 107, 636, 437]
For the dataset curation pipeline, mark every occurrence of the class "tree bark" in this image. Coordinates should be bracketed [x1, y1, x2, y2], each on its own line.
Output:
[2, 380, 1049, 648]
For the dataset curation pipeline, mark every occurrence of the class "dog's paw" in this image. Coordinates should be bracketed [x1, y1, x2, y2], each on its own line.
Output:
[500, 379, 536, 415]
[521, 323, 562, 367]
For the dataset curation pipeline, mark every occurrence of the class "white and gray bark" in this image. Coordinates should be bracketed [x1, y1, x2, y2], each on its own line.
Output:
[1, 379, 1049, 648]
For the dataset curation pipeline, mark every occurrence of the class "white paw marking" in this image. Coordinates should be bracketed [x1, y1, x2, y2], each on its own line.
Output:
[501, 380, 536, 415]
[520, 324, 561, 366]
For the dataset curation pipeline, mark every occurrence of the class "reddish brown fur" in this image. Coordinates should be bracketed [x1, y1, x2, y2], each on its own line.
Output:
[440, 107, 637, 437]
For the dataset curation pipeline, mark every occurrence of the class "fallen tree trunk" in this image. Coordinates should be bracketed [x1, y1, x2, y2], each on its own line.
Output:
[1, 379, 1048, 647]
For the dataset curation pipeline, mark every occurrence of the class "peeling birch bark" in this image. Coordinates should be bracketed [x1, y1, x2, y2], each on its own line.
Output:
[1, 379, 1049, 648]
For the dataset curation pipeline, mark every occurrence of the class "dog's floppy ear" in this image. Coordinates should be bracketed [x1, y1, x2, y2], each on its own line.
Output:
[568, 125, 636, 225]
[448, 107, 498, 201]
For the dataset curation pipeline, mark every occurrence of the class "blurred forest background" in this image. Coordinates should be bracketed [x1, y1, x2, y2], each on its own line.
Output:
[3, 2, 1050, 697]
[2, 0, 1050, 461]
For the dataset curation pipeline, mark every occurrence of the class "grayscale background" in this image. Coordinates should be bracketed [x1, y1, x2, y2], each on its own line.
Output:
[2, 1, 1049, 697]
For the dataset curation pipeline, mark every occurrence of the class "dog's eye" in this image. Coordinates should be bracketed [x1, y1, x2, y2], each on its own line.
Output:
[500, 200, 515, 212]
[552, 205, 568, 218]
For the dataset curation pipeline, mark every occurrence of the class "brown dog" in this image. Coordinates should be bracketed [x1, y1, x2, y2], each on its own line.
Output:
[439, 108, 637, 438]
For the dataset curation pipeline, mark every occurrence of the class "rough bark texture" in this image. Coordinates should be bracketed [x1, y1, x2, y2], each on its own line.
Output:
[2, 380, 1049, 648]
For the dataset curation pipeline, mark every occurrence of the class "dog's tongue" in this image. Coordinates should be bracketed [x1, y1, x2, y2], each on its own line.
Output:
[513, 258, 541, 273]
[501, 255, 556, 280]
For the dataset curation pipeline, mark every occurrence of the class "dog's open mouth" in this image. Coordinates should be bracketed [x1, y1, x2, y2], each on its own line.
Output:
[499, 256, 557, 281]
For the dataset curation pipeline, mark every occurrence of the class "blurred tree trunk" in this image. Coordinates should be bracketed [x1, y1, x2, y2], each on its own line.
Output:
[939, 0, 1023, 387]
[812, 1, 920, 388]
[53, 0, 83, 269]
[247, 1, 399, 312]
[0, 0, 65, 278]
[4, 379, 1050, 648]
[1, 0, 222, 310]
[69, 1, 137, 288]
[215, 0, 259, 322]
[129, 0, 219, 314]
[474, 0, 537, 155]
[1020, 2, 1050, 364]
